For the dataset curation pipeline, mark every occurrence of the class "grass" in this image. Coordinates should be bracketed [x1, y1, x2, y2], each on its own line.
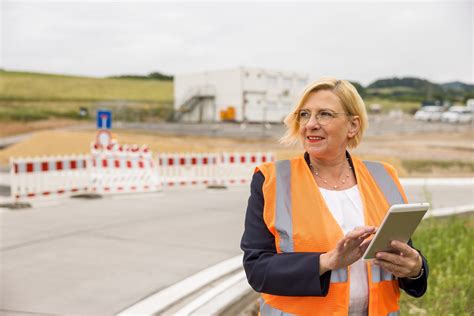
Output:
[0, 70, 173, 102]
[366, 86, 417, 95]
[365, 97, 420, 114]
[402, 159, 474, 174]
[0, 70, 174, 122]
[0, 100, 174, 122]
[400, 214, 473, 315]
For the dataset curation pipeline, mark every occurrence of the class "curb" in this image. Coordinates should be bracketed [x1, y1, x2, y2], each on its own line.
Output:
[400, 178, 473, 186]
[427, 204, 474, 218]
[117, 255, 243, 315]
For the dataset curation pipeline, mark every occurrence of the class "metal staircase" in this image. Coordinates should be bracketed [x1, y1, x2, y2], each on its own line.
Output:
[175, 86, 216, 122]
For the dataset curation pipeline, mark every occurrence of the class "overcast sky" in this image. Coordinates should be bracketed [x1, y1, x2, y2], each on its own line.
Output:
[1, 0, 472, 86]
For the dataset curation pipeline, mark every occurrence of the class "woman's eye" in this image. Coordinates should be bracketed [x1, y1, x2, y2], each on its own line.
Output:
[320, 111, 334, 117]
[299, 111, 310, 118]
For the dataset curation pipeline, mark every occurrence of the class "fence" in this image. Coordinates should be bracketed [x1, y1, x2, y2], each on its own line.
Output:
[10, 155, 90, 200]
[9, 149, 275, 202]
[156, 152, 275, 187]
[90, 142, 162, 194]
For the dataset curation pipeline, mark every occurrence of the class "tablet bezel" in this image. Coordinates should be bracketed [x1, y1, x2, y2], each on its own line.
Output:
[362, 202, 430, 260]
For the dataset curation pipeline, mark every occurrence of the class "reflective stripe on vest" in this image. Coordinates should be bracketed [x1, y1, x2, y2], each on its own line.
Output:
[276, 160, 349, 282]
[259, 299, 399, 316]
[363, 161, 403, 283]
[363, 161, 405, 206]
[259, 298, 294, 316]
[371, 264, 394, 282]
[275, 160, 293, 252]
[330, 267, 348, 283]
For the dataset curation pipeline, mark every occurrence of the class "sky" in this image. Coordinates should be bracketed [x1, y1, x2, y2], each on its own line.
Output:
[1, 0, 473, 86]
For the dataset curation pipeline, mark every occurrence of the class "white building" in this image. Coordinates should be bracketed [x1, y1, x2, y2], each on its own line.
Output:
[173, 67, 308, 123]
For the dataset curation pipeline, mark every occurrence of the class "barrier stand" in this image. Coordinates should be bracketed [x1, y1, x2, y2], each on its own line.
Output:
[10, 154, 90, 203]
[157, 152, 219, 187]
[90, 143, 162, 195]
[157, 152, 275, 189]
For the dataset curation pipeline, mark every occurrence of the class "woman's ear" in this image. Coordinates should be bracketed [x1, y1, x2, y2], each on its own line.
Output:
[348, 116, 360, 138]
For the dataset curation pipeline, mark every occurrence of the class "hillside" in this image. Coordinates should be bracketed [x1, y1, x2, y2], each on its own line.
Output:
[0, 70, 174, 122]
[0, 70, 173, 102]
[366, 77, 474, 102]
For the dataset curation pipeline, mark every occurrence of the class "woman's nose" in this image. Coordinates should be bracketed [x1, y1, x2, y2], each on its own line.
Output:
[305, 115, 321, 129]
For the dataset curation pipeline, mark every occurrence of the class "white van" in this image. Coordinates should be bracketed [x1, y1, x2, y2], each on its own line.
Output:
[441, 106, 473, 124]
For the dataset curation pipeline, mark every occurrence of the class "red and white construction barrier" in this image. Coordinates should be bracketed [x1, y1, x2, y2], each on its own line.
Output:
[9, 147, 276, 202]
[10, 155, 90, 200]
[90, 143, 161, 194]
[157, 153, 220, 187]
[218, 152, 275, 186]
[157, 152, 275, 187]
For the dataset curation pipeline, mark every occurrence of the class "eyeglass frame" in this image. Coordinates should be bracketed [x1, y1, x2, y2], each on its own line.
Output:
[294, 108, 354, 126]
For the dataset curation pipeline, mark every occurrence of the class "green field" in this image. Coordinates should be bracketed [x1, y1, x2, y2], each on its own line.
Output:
[0, 70, 173, 102]
[364, 97, 420, 114]
[400, 214, 473, 315]
[366, 86, 417, 95]
[0, 70, 174, 121]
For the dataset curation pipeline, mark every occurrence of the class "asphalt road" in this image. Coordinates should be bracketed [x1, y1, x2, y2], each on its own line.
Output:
[1, 183, 473, 316]
[59, 114, 473, 140]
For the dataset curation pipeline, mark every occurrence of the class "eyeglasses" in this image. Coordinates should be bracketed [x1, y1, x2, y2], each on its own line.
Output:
[295, 109, 351, 125]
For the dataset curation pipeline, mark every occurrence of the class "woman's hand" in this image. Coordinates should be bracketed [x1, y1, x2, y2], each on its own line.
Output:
[319, 226, 376, 275]
[373, 240, 423, 278]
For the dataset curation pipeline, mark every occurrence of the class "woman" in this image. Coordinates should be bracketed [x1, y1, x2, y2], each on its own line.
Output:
[241, 78, 428, 316]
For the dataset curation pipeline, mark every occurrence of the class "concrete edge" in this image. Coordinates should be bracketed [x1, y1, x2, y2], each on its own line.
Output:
[427, 204, 474, 218]
[173, 270, 247, 315]
[401, 178, 474, 186]
[116, 255, 243, 316]
[194, 277, 257, 315]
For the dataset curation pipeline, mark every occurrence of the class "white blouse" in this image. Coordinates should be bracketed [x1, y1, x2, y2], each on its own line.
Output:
[319, 185, 369, 316]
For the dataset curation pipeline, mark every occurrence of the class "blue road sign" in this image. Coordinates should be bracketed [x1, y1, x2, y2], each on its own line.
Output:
[97, 110, 112, 129]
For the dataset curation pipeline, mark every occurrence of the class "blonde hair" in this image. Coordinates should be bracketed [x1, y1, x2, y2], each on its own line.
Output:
[280, 77, 368, 149]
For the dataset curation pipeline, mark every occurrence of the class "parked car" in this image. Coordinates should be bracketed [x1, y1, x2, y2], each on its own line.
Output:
[441, 106, 473, 124]
[414, 106, 443, 121]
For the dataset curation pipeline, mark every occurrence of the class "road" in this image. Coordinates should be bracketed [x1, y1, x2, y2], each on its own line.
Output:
[74, 114, 472, 139]
[1, 183, 473, 315]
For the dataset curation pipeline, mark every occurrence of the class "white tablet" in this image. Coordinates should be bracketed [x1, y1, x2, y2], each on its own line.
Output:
[363, 202, 430, 260]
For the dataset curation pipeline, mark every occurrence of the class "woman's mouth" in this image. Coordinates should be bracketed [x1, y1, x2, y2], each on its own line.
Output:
[306, 136, 325, 143]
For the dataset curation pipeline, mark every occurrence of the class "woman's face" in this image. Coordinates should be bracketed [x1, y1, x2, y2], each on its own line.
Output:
[298, 90, 358, 160]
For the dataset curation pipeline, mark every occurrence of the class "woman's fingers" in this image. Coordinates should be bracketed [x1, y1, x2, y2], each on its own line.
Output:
[335, 237, 346, 252]
[359, 238, 372, 252]
[359, 232, 375, 242]
[373, 259, 408, 277]
[330, 227, 378, 269]
[375, 251, 406, 266]
[374, 242, 422, 278]
[343, 227, 376, 248]
[389, 240, 418, 258]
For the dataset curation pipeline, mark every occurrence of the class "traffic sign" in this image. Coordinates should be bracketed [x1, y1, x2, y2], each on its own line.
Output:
[97, 110, 112, 129]
[96, 130, 112, 147]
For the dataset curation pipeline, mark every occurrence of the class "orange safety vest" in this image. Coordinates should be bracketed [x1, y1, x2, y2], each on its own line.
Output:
[256, 154, 407, 316]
